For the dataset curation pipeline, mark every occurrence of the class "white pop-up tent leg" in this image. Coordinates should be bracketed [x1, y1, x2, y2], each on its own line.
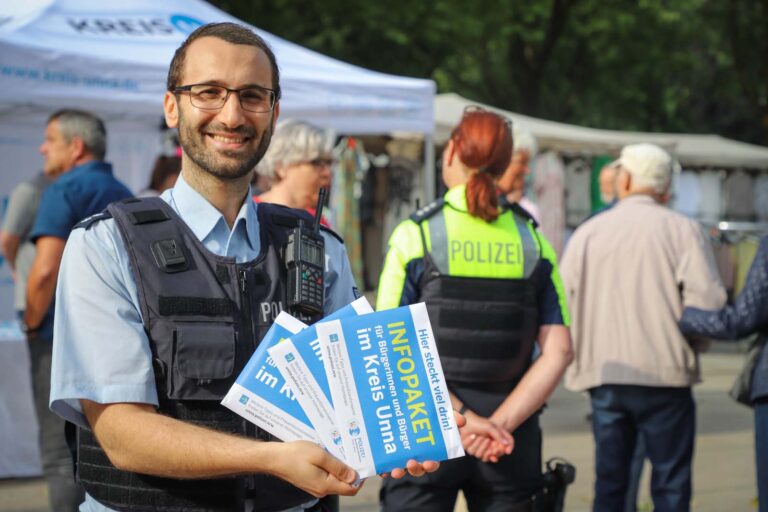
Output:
[423, 134, 435, 203]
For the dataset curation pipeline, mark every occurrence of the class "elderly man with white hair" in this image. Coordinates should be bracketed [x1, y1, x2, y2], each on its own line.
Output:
[255, 119, 334, 226]
[559, 144, 726, 512]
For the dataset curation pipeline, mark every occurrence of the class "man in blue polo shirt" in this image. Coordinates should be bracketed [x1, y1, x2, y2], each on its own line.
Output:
[24, 109, 132, 512]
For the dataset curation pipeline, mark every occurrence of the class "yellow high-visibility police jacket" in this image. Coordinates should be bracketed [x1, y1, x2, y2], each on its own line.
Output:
[376, 184, 569, 384]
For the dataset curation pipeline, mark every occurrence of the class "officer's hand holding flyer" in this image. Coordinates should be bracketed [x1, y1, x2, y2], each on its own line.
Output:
[225, 299, 464, 480]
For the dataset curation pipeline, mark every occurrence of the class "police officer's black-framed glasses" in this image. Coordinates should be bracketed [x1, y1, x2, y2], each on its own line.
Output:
[172, 83, 277, 113]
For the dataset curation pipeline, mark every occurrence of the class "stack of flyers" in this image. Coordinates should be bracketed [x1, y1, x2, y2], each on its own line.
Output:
[224, 299, 464, 480]
[315, 303, 464, 478]
[267, 297, 373, 461]
[221, 297, 373, 451]
[221, 312, 313, 443]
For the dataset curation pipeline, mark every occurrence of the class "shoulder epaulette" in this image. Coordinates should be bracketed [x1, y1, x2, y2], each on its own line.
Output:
[76, 196, 167, 230]
[501, 199, 539, 229]
[74, 211, 112, 230]
[264, 203, 311, 228]
[319, 224, 344, 245]
[265, 203, 345, 245]
[409, 198, 445, 224]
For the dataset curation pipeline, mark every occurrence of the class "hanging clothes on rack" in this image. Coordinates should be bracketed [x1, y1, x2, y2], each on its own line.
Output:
[532, 151, 566, 257]
[708, 231, 737, 301]
[755, 174, 768, 222]
[564, 157, 592, 227]
[381, 139, 422, 249]
[699, 170, 723, 224]
[359, 155, 390, 291]
[724, 170, 754, 221]
[331, 137, 366, 289]
[734, 235, 761, 296]
[671, 170, 701, 218]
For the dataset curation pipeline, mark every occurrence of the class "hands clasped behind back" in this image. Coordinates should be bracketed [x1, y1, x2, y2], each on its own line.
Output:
[460, 410, 514, 463]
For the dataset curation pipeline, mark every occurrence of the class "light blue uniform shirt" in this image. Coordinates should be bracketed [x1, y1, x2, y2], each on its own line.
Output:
[49, 173, 357, 512]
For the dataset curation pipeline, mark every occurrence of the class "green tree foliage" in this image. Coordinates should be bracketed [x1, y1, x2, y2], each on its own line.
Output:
[210, 0, 767, 144]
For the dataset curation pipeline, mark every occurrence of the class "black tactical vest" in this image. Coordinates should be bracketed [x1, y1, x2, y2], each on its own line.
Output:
[76, 197, 324, 512]
[413, 200, 541, 386]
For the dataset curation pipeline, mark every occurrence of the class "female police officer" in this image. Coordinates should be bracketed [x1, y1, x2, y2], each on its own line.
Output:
[376, 107, 573, 511]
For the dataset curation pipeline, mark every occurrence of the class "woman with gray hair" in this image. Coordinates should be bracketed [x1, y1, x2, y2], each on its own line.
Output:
[255, 119, 334, 225]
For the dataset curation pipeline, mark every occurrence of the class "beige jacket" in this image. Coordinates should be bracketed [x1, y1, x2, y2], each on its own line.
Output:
[560, 195, 726, 391]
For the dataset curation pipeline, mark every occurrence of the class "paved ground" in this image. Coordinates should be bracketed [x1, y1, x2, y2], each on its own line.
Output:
[0, 346, 758, 511]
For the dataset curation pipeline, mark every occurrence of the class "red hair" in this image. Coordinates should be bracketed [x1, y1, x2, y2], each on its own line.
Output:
[450, 110, 512, 222]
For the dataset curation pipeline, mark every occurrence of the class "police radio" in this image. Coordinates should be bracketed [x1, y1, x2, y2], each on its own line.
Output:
[285, 188, 326, 316]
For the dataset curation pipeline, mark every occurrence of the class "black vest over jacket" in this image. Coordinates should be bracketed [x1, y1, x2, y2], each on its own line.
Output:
[76, 197, 323, 512]
[413, 200, 541, 387]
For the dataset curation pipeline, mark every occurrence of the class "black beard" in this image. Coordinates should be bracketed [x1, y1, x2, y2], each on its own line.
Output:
[178, 111, 273, 181]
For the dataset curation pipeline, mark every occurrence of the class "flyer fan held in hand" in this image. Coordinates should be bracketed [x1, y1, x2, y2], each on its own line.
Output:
[221, 296, 372, 452]
[316, 302, 464, 478]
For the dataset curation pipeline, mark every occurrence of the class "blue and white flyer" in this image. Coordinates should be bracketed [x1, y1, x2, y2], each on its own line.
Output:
[316, 303, 464, 478]
[268, 297, 373, 461]
[221, 312, 317, 443]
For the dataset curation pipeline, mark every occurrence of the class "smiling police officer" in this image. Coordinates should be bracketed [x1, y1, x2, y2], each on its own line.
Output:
[48, 22, 443, 512]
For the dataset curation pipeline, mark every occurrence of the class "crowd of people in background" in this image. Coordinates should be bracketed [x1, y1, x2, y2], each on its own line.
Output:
[0, 20, 766, 512]
[1, 109, 132, 512]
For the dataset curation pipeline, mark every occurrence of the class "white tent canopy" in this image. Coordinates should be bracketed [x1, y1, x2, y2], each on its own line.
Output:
[0, 0, 436, 193]
[435, 93, 768, 169]
[0, 0, 435, 134]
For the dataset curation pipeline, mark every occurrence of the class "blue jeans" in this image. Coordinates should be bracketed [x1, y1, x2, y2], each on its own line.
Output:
[624, 435, 646, 512]
[756, 400, 768, 512]
[590, 385, 694, 512]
